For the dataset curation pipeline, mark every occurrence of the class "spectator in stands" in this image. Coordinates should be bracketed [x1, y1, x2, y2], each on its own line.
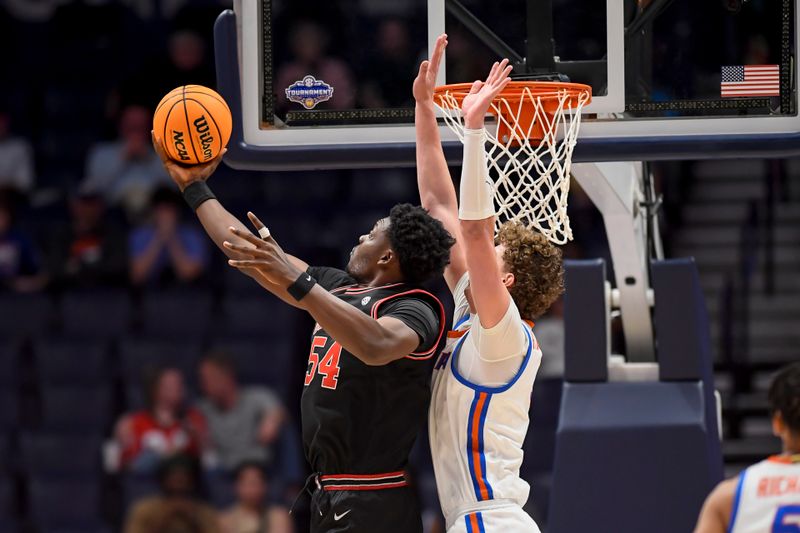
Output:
[275, 20, 355, 112]
[46, 188, 128, 289]
[82, 104, 170, 216]
[115, 367, 207, 473]
[124, 454, 220, 533]
[129, 187, 208, 287]
[0, 191, 45, 292]
[360, 19, 418, 108]
[535, 297, 565, 378]
[0, 109, 35, 194]
[219, 462, 293, 533]
[197, 351, 287, 472]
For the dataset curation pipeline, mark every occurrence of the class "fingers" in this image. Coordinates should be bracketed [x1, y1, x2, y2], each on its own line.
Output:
[485, 59, 512, 87]
[151, 131, 170, 164]
[222, 240, 270, 257]
[228, 259, 271, 269]
[491, 76, 512, 98]
[417, 60, 429, 78]
[469, 80, 483, 95]
[228, 226, 267, 248]
[430, 34, 447, 74]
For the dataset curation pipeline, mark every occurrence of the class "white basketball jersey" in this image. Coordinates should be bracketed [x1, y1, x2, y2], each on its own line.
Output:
[429, 275, 542, 528]
[729, 455, 800, 533]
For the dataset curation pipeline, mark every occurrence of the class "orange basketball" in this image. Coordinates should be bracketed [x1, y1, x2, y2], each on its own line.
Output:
[153, 85, 232, 165]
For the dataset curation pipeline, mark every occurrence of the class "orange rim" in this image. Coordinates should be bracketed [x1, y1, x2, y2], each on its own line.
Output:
[434, 80, 591, 112]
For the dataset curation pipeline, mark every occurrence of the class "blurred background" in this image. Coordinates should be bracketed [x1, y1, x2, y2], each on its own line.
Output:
[0, 0, 797, 532]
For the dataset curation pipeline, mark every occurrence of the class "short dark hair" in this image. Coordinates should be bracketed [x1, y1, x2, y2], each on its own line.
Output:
[768, 362, 800, 434]
[150, 186, 182, 208]
[387, 203, 455, 284]
[201, 349, 237, 377]
[233, 460, 268, 482]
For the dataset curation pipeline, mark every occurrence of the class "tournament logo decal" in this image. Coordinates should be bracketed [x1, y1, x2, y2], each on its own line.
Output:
[285, 75, 334, 110]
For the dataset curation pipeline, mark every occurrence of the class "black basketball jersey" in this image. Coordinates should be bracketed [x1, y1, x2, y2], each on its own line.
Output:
[301, 267, 446, 475]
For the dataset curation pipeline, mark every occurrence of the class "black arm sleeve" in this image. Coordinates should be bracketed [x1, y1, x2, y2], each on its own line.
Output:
[378, 298, 440, 353]
[306, 266, 356, 292]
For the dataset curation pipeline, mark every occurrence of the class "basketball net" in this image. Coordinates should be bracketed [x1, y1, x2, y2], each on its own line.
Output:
[435, 83, 591, 244]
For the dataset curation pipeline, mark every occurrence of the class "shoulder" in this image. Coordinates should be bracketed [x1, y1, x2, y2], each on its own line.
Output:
[307, 266, 356, 291]
[698, 476, 740, 533]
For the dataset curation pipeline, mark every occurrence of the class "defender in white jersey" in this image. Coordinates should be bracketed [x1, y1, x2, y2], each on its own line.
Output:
[413, 36, 565, 532]
[694, 362, 800, 533]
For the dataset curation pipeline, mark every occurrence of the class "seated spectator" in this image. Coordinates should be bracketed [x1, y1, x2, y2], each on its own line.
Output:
[275, 20, 355, 113]
[116, 367, 207, 472]
[0, 191, 46, 292]
[46, 188, 127, 289]
[219, 462, 293, 533]
[197, 351, 286, 472]
[130, 187, 208, 287]
[124, 454, 220, 533]
[82, 104, 170, 216]
[0, 109, 35, 194]
[360, 19, 418, 108]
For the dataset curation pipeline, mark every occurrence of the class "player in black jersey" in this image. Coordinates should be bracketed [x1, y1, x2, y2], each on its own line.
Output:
[151, 134, 455, 533]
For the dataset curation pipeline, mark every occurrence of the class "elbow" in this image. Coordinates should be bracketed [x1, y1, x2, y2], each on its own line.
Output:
[459, 219, 493, 241]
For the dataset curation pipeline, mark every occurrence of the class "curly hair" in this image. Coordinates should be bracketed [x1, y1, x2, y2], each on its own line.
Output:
[496, 222, 564, 320]
[768, 362, 800, 434]
[387, 203, 456, 284]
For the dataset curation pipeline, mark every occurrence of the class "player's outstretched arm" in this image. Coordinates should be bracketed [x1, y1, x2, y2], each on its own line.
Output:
[693, 478, 736, 533]
[226, 228, 421, 366]
[457, 60, 513, 329]
[151, 132, 307, 305]
[413, 34, 467, 291]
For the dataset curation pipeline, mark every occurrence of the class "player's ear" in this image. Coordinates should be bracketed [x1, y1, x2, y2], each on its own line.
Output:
[501, 271, 515, 288]
[378, 248, 394, 266]
[772, 411, 785, 438]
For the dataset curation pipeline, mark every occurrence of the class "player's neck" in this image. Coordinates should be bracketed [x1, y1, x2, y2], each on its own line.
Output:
[363, 270, 403, 287]
[783, 433, 800, 455]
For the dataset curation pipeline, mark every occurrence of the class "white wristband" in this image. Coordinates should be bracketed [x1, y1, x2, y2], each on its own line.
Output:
[458, 128, 495, 221]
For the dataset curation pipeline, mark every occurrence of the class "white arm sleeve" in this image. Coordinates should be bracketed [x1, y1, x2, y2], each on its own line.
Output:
[458, 128, 495, 221]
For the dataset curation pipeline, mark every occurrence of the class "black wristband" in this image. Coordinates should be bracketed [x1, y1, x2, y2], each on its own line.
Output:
[182, 181, 216, 211]
[287, 272, 317, 301]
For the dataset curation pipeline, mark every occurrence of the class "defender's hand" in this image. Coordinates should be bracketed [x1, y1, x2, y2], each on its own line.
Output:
[223, 212, 302, 287]
[461, 59, 513, 129]
[413, 34, 447, 104]
[151, 130, 226, 192]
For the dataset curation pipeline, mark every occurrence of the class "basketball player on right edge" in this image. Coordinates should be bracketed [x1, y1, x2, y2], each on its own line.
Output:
[414, 35, 564, 532]
[694, 362, 800, 533]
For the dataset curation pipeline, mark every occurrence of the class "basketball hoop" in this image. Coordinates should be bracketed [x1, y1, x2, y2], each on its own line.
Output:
[434, 81, 591, 244]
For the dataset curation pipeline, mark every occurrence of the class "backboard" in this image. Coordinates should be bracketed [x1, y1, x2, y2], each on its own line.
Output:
[214, 0, 800, 170]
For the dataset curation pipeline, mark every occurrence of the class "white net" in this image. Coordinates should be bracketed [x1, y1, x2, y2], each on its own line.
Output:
[435, 83, 591, 244]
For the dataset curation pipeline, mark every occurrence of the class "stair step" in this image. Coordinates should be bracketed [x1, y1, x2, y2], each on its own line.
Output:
[693, 160, 768, 180]
[692, 182, 765, 202]
[683, 203, 749, 225]
[723, 437, 781, 461]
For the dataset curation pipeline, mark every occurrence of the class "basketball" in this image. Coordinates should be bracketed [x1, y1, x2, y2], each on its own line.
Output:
[153, 85, 232, 165]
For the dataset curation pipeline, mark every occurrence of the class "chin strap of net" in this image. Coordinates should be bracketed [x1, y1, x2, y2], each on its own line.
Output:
[436, 86, 590, 244]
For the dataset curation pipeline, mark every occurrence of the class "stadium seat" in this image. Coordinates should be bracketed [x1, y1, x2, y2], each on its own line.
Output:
[59, 290, 132, 338]
[0, 293, 54, 337]
[210, 339, 295, 400]
[0, 476, 16, 531]
[140, 290, 214, 336]
[27, 478, 103, 530]
[220, 296, 299, 337]
[19, 433, 103, 477]
[120, 472, 160, 513]
[0, 342, 19, 386]
[40, 386, 111, 432]
[119, 338, 204, 386]
[33, 339, 109, 386]
[0, 393, 18, 432]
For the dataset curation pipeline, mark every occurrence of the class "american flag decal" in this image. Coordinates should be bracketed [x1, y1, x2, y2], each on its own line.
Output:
[721, 65, 780, 97]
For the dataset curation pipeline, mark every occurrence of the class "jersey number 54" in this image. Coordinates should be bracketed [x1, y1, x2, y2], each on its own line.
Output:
[305, 336, 342, 390]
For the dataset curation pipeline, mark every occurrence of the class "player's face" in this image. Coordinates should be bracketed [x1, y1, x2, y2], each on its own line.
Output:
[346, 217, 392, 281]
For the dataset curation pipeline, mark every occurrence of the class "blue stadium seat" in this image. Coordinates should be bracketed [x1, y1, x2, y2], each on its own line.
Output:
[220, 296, 299, 337]
[40, 386, 111, 432]
[19, 433, 103, 477]
[210, 339, 295, 400]
[0, 476, 15, 520]
[59, 291, 132, 339]
[119, 338, 204, 386]
[0, 293, 54, 337]
[0, 393, 18, 432]
[0, 436, 10, 476]
[27, 478, 104, 530]
[0, 342, 19, 386]
[33, 339, 109, 386]
[120, 472, 159, 513]
[521, 378, 563, 476]
[140, 290, 214, 336]
[204, 470, 236, 508]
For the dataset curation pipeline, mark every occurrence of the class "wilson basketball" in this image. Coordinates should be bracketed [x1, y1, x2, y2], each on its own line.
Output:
[153, 85, 232, 165]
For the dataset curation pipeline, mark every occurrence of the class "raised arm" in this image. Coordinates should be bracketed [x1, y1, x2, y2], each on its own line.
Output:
[151, 133, 307, 306]
[413, 34, 467, 290]
[457, 60, 513, 329]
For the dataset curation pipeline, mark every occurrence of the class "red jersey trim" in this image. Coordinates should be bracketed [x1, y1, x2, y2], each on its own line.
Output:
[369, 289, 446, 360]
[768, 454, 800, 464]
